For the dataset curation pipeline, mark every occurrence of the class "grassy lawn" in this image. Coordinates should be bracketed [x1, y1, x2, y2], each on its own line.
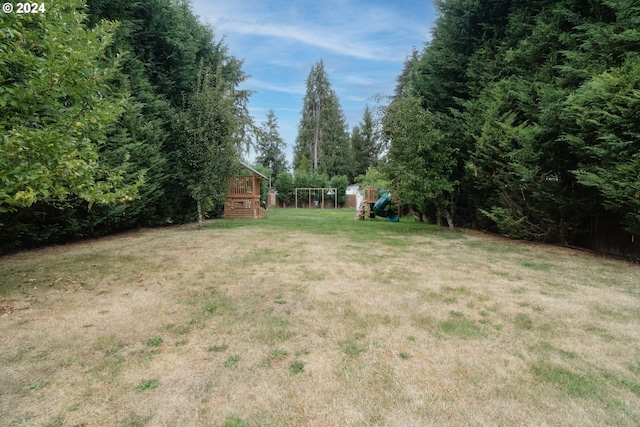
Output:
[1, 208, 639, 426]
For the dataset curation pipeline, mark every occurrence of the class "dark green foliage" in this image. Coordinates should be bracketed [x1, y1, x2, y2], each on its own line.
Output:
[350, 106, 380, 179]
[329, 175, 349, 206]
[566, 56, 640, 234]
[255, 110, 288, 177]
[294, 60, 353, 179]
[382, 95, 457, 229]
[291, 170, 329, 208]
[0, 0, 142, 213]
[274, 172, 294, 207]
[384, 0, 640, 248]
[293, 170, 328, 190]
[1, 0, 250, 252]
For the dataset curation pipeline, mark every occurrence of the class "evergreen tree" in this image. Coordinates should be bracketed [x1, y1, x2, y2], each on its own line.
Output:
[295, 60, 330, 171]
[566, 56, 640, 234]
[318, 92, 353, 180]
[464, 0, 636, 241]
[88, 0, 250, 223]
[294, 60, 350, 177]
[394, 48, 422, 98]
[255, 110, 288, 178]
[394, 0, 639, 244]
[351, 106, 380, 179]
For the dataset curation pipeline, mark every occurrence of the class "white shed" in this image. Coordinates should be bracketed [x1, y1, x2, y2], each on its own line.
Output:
[346, 184, 360, 208]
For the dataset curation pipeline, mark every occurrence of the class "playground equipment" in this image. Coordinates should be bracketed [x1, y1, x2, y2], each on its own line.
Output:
[294, 187, 338, 209]
[373, 193, 399, 222]
[357, 187, 399, 222]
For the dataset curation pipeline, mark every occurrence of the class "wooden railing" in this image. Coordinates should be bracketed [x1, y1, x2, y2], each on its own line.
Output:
[228, 175, 254, 196]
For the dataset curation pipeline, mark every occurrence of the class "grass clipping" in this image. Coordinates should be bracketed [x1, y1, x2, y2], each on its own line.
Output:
[1, 209, 639, 426]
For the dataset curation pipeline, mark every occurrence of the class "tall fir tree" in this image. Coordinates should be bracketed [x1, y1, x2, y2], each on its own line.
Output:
[294, 60, 350, 178]
[351, 105, 380, 179]
[255, 110, 288, 178]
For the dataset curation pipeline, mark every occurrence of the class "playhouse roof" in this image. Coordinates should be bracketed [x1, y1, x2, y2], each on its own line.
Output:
[239, 161, 268, 180]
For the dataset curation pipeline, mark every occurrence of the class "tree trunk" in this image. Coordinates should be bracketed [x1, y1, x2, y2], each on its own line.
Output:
[443, 208, 455, 231]
[196, 197, 203, 229]
[435, 199, 455, 231]
[312, 102, 319, 170]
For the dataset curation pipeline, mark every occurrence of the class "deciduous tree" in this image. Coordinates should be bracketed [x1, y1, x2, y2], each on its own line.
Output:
[0, 0, 142, 214]
[176, 66, 242, 227]
[382, 95, 457, 230]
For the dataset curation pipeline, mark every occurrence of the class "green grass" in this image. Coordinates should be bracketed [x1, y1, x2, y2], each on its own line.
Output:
[521, 262, 554, 271]
[207, 207, 457, 244]
[253, 314, 295, 346]
[515, 313, 534, 330]
[437, 311, 487, 339]
[135, 379, 159, 392]
[341, 339, 367, 357]
[22, 379, 46, 391]
[145, 336, 163, 347]
[1, 208, 639, 426]
[224, 415, 246, 427]
[289, 360, 305, 375]
[532, 361, 602, 398]
[224, 355, 240, 369]
[270, 348, 288, 358]
[592, 304, 640, 324]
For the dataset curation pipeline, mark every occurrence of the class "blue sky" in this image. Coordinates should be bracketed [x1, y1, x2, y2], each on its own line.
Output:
[191, 0, 437, 166]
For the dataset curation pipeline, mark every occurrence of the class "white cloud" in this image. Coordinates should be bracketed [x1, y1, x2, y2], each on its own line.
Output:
[215, 18, 402, 61]
[341, 74, 379, 86]
[197, 0, 430, 62]
[191, 0, 437, 166]
[245, 78, 305, 95]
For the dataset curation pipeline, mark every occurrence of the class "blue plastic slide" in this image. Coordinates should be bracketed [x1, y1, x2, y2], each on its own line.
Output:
[372, 193, 399, 222]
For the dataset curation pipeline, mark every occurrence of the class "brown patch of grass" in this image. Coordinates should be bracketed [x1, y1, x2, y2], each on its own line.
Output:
[1, 209, 639, 426]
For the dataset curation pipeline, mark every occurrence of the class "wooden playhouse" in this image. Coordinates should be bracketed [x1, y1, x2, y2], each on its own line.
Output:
[223, 162, 269, 219]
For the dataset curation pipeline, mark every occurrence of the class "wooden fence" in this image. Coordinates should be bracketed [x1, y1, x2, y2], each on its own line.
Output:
[577, 213, 640, 260]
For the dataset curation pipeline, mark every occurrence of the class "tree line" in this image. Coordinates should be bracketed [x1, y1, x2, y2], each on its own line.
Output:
[1, 0, 251, 251]
[267, 59, 380, 208]
[381, 0, 639, 245]
[2, 0, 638, 253]
[0, 0, 382, 253]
